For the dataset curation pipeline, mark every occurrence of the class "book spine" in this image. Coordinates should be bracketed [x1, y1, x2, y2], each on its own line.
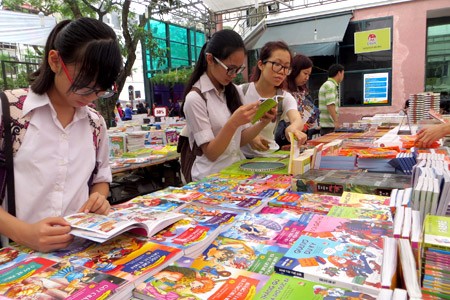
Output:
[274, 266, 379, 296]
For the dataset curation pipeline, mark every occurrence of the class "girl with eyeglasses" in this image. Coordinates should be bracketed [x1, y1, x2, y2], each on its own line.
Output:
[181, 29, 276, 182]
[0, 18, 122, 252]
[241, 41, 307, 158]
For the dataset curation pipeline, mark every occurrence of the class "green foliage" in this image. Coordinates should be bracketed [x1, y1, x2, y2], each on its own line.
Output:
[150, 67, 193, 87]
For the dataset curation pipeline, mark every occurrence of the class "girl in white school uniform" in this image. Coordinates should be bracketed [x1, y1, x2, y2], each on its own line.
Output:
[241, 41, 307, 158]
[181, 29, 276, 182]
[0, 18, 122, 252]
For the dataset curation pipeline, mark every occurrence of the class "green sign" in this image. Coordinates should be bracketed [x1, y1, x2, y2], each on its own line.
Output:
[354, 28, 391, 54]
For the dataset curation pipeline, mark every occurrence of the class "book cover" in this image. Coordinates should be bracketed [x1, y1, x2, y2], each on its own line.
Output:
[220, 213, 306, 248]
[232, 174, 292, 197]
[301, 214, 392, 252]
[150, 217, 221, 258]
[65, 209, 185, 243]
[327, 205, 393, 223]
[259, 206, 316, 223]
[268, 191, 339, 214]
[193, 193, 269, 213]
[133, 257, 269, 300]
[50, 235, 183, 285]
[146, 186, 206, 202]
[274, 235, 383, 295]
[0, 256, 58, 295]
[112, 196, 185, 212]
[177, 203, 238, 226]
[254, 273, 377, 300]
[0, 247, 33, 271]
[251, 96, 282, 124]
[190, 235, 289, 276]
[2, 260, 127, 299]
[423, 215, 450, 249]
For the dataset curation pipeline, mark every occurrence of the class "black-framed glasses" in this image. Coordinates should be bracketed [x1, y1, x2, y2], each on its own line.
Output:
[59, 56, 117, 99]
[264, 60, 292, 75]
[213, 56, 246, 76]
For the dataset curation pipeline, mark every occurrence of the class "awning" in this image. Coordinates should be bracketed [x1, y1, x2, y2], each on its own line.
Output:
[252, 13, 352, 56]
[0, 10, 56, 46]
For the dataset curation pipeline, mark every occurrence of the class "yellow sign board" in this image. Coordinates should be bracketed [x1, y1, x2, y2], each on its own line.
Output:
[354, 28, 391, 54]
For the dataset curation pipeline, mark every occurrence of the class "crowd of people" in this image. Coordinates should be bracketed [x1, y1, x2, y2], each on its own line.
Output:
[0, 18, 445, 251]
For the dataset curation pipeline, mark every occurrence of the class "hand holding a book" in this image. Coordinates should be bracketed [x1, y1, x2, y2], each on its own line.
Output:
[286, 124, 307, 145]
[228, 102, 261, 128]
[415, 123, 450, 148]
[11, 216, 73, 252]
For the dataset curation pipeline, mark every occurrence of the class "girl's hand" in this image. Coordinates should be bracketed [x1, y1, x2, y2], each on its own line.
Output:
[286, 124, 307, 145]
[260, 107, 277, 125]
[415, 123, 450, 148]
[229, 102, 259, 127]
[249, 135, 270, 152]
[16, 217, 73, 252]
[79, 192, 111, 215]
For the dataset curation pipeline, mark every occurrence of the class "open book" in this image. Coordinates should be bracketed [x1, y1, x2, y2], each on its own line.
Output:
[251, 95, 283, 124]
[65, 209, 185, 243]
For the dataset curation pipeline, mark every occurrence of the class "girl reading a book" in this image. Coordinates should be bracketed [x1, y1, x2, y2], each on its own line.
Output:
[240, 41, 307, 157]
[0, 18, 122, 252]
[181, 30, 277, 181]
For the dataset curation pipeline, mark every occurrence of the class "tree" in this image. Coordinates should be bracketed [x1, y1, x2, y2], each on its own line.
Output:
[2, 0, 175, 127]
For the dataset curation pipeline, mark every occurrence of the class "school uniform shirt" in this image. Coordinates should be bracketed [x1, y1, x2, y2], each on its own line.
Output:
[240, 82, 297, 157]
[2, 90, 112, 224]
[183, 73, 247, 181]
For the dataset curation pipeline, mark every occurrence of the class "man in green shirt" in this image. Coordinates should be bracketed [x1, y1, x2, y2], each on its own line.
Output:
[319, 64, 345, 136]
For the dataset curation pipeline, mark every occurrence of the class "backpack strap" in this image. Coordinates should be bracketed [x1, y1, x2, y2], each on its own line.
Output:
[0, 92, 16, 216]
[242, 83, 250, 96]
[85, 107, 103, 189]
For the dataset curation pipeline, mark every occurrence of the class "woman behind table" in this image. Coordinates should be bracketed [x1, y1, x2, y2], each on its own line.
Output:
[0, 18, 122, 252]
[181, 29, 276, 181]
[284, 54, 320, 142]
[240, 41, 306, 158]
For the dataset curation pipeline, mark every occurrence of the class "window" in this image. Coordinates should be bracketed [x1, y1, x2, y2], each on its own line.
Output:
[426, 17, 450, 113]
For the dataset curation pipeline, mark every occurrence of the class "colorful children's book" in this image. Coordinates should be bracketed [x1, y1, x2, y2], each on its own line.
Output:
[0, 247, 33, 271]
[251, 95, 282, 124]
[146, 186, 206, 202]
[190, 235, 289, 276]
[132, 256, 269, 300]
[254, 273, 377, 300]
[2, 259, 128, 299]
[0, 256, 58, 295]
[112, 196, 185, 212]
[48, 234, 183, 286]
[327, 205, 393, 223]
[65, 209, 185, 243]
[274, 235, 383, 295]
[177, 203, 238, 226]
[193, 193, 269, 214]
[150, 217, 222, 258]
[268, 191, 340, 214]
[258, 206, 316, 223]
[301, 214, 392, 252]
[183, 173, 250, 194]
[220, 212, 308, 248]
[232, 174, 292, 197]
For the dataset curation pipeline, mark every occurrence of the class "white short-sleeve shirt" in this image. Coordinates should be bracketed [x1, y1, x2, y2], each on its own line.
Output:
[1, 90, 111, 223]
[240, 82, 297, 157]
[183, 74, 246, 181]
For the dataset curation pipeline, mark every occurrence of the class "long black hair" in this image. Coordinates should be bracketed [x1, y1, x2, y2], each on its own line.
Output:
[181, 29, 246, 117]
[30, 17, 123, 95]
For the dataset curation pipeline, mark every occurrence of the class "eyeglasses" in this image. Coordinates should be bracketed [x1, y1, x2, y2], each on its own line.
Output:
[59, 56, 116, 99]
[264, 60, 292, 75]
[213, 56, 246, 76]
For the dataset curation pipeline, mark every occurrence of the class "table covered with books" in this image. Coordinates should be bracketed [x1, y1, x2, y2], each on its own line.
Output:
[2, 124, 450, 299]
